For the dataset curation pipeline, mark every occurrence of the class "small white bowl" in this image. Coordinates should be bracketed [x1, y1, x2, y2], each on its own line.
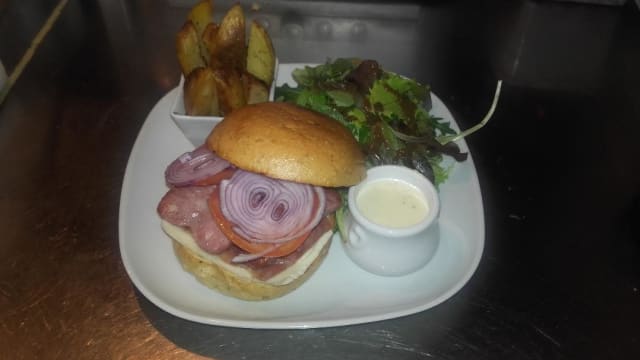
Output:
[170, 60, 278, 146]
[342, 165, 441, 276]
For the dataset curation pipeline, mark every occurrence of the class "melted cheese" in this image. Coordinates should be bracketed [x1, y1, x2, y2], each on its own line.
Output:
[161, 221, 332, 286]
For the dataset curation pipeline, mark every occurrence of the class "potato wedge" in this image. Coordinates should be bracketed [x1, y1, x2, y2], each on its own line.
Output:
[201, 22, 220, 68]
[187, 0, 213, 64]
[243, 73, 269, 104]
[176, 21, 205, 77]
[212, 68, 246, 114]
[184, 67, 219, 116]
[214, 4, 246, 71]
[246, 21, 276, 86]
[187, 0, 213, 38]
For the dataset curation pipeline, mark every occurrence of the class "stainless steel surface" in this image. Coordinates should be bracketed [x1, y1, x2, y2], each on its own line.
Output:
[1, 0, 639, 359]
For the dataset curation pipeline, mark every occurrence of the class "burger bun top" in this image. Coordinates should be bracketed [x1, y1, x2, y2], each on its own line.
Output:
[207, 102, 366, 187]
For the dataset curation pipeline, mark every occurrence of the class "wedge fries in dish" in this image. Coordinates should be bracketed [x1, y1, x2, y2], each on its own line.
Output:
[175, 0, 276, 116]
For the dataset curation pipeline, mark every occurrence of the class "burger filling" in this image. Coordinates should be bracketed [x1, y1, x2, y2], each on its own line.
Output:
[157, 146, 341, 281]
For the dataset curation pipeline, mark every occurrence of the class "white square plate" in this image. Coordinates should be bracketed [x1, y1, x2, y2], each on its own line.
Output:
[119, 63, 485, 329]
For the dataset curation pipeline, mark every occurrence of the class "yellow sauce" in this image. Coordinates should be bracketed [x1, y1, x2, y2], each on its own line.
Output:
[356, 179, 429, 228]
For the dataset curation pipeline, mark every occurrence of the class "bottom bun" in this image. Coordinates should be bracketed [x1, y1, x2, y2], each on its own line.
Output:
[168, 226, 333, 301]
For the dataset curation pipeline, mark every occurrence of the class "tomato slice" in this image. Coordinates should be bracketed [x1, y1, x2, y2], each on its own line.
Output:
[208, 189, 315, 258]
[194, 167, 236, 186]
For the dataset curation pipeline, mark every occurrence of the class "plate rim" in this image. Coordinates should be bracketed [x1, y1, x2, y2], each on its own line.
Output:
[118, 64, 485, 329]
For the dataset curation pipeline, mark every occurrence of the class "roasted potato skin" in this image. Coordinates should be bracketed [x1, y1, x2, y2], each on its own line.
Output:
[176, 21, 205, 77]
[212, 68, 246, 114]
[214, 4, 246, 72]
[243, 73, 270, 105]
[187, 0, 213, 65]
[184, 67, 219, 116]
[187, 0, 213, 38]
[176, 2, 276, 116]
[201, 22, 220, 68]
[246, 21, 276, 86]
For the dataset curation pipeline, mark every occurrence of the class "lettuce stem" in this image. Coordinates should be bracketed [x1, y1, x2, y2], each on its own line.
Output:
[438, 80, 502, 145]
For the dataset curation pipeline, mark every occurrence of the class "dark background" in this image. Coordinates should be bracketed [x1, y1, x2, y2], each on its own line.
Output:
[1, 0, 639, 359]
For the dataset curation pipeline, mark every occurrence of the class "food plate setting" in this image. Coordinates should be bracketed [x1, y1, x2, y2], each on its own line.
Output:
[119, 63, 485, 329]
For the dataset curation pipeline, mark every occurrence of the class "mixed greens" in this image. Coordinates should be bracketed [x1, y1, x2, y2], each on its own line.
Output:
[276, 58, 470, 186]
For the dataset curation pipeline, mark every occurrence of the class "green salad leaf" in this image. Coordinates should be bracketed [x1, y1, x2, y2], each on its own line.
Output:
[275, 58, 468, 187]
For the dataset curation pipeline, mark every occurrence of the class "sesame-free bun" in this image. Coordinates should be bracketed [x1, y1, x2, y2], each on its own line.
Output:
[207, 102, 366, 187]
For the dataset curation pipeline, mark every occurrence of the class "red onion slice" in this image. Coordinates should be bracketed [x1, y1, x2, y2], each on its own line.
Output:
[219, 170, 326, 243]
[165, 145, 230, 187]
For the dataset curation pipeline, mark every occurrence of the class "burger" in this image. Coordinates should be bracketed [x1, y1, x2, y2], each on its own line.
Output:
[157, 102, 366, 300]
